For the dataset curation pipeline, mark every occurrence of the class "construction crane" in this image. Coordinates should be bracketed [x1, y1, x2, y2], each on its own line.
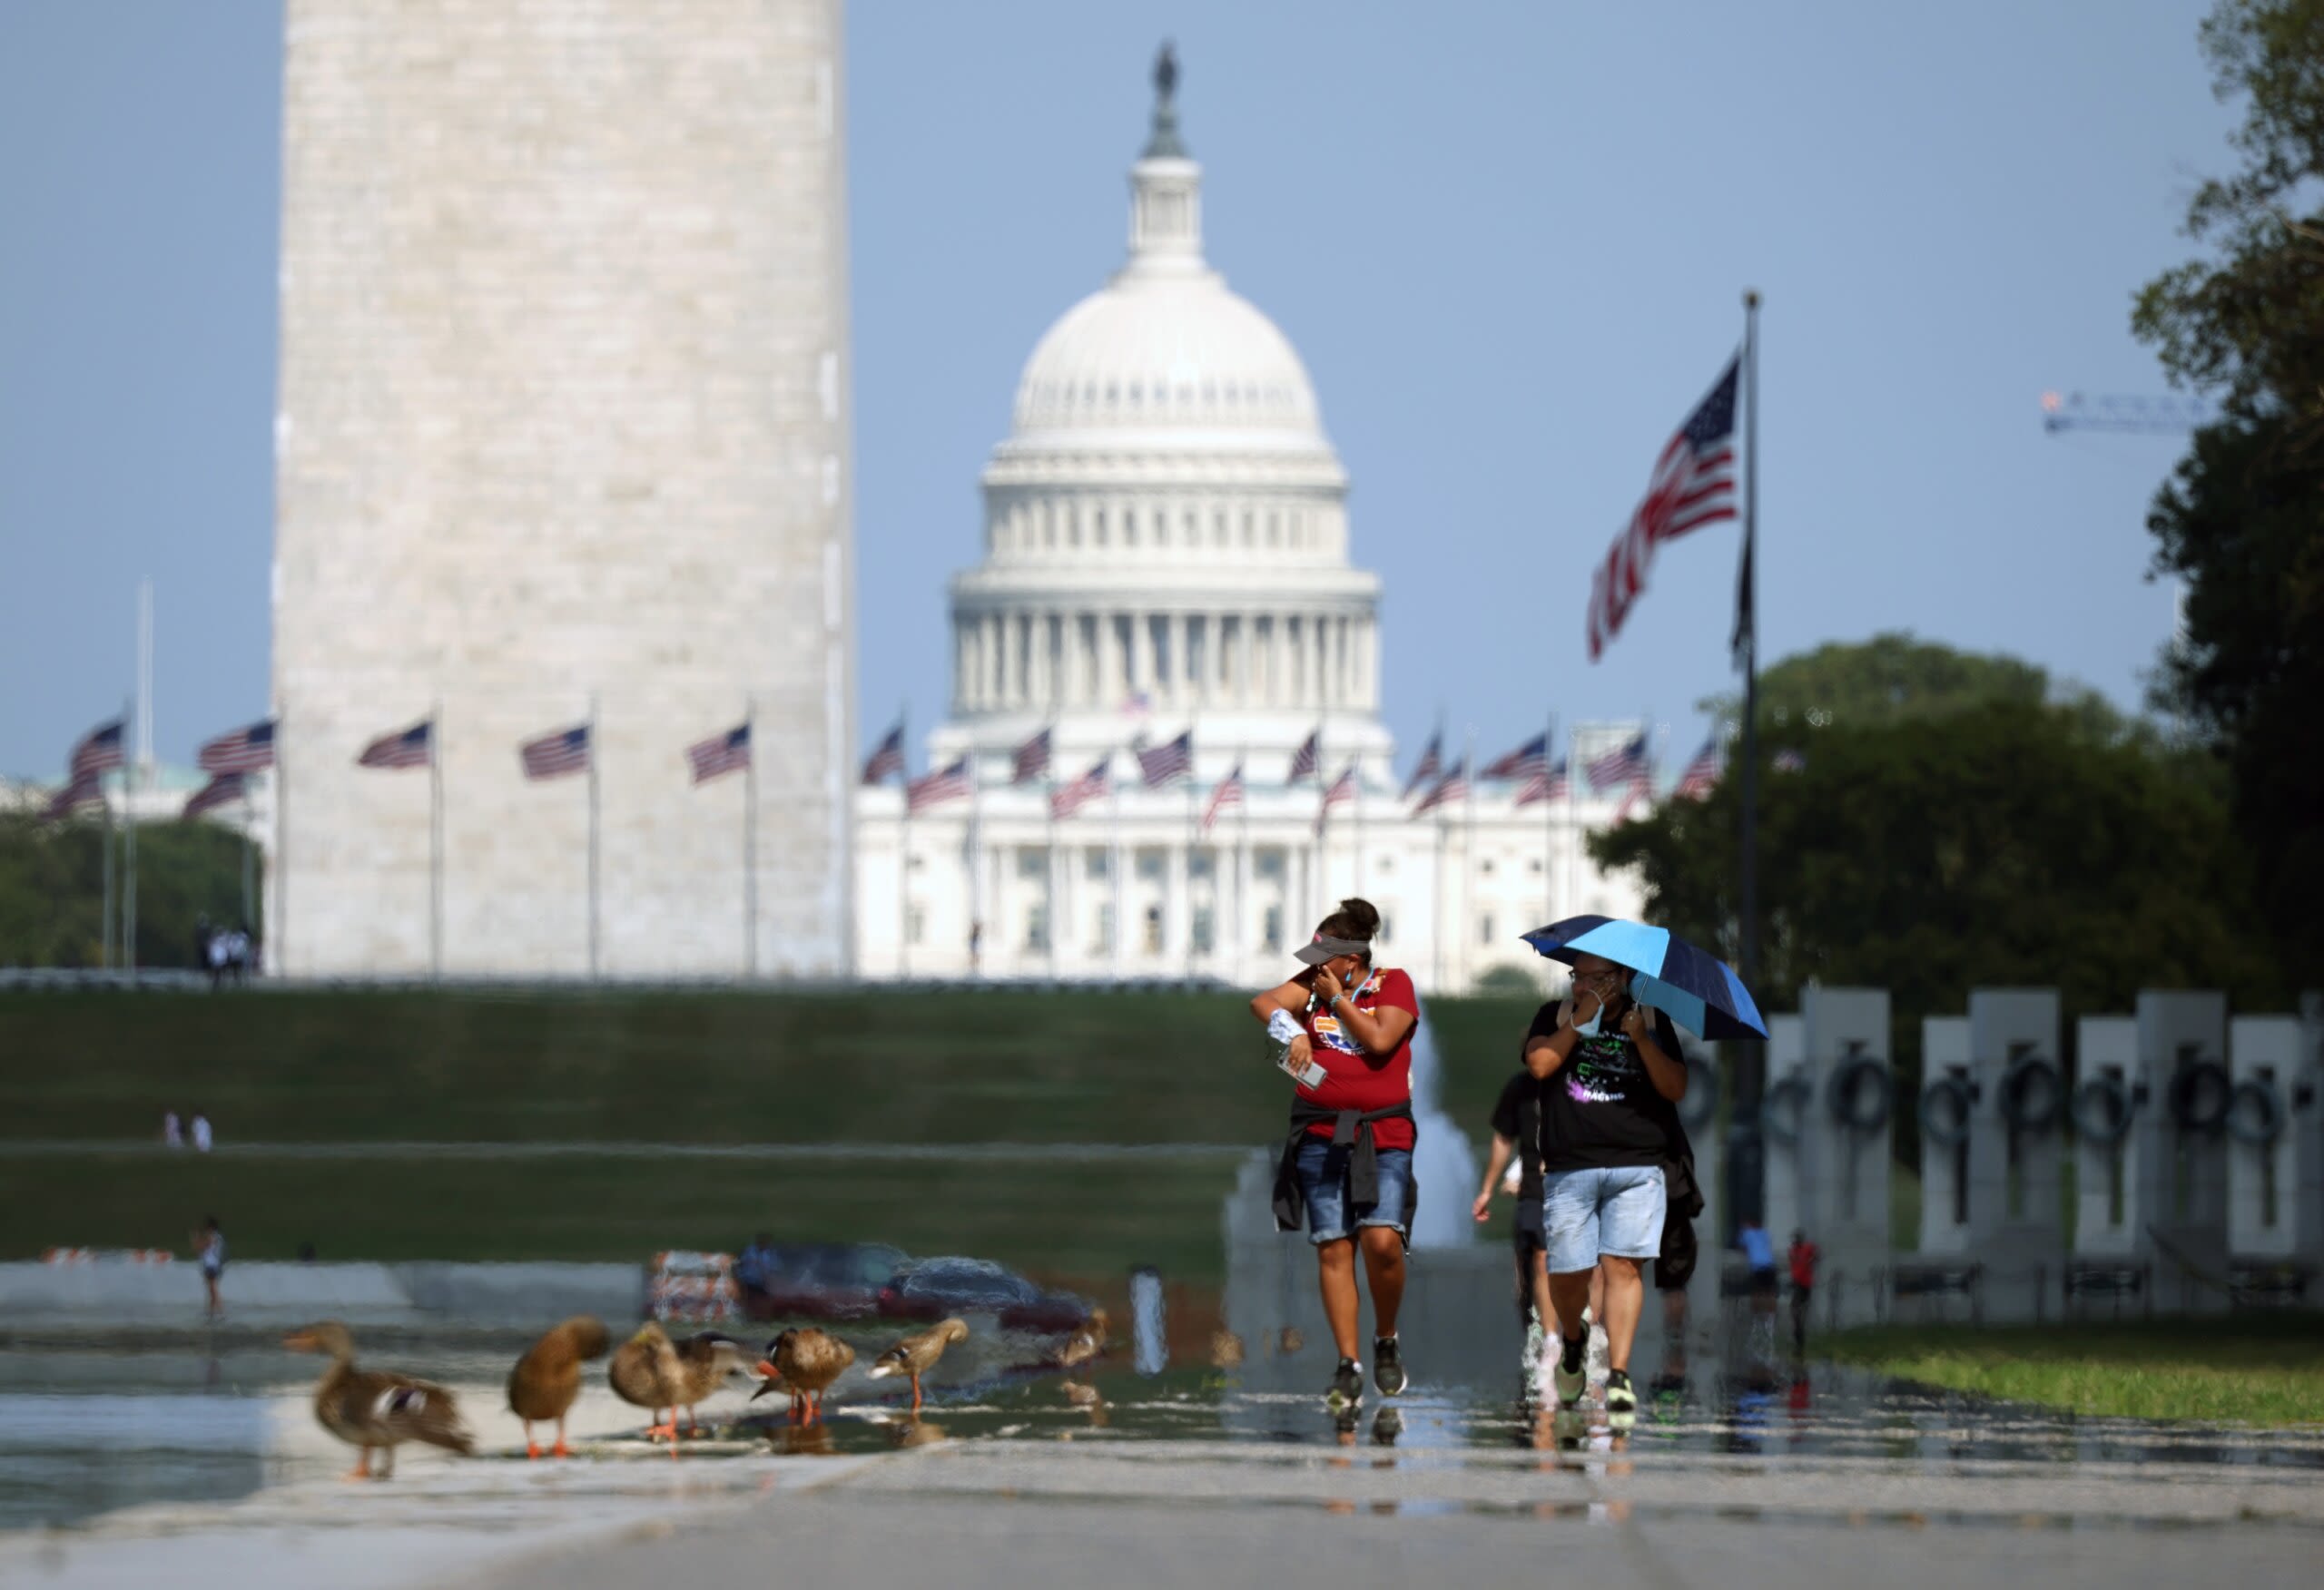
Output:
[2040, 390, 2217, 435]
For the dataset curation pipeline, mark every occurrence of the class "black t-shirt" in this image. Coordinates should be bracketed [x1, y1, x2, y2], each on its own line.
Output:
[1489, 1071, 1551, 1202]
[1525, 997, 1686, 1172]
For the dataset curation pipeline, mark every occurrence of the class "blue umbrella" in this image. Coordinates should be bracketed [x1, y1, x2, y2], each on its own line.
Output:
[1520, 914, 1768, 1041]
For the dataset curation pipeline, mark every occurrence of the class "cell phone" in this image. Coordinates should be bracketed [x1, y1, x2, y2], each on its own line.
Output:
[1275, 1045, 1328, 1090]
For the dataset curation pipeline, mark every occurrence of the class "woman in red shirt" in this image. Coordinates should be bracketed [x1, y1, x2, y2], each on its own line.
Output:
[1248, 898, 1420, 1411]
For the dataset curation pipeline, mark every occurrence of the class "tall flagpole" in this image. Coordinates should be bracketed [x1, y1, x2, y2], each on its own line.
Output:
[1236, 744, 1250, 980]
[1734, 287, 1765, 1231]
[100, 764, 115, 969]
[586, 693, 600, 981]
[429, 700, 443, 981]
[743, 695, 759, 980]
[122, 692, 138, 972]
[1462, 728, 1476, 991]
[271, 708, 287, 976]
[967, 746, 984, 978]
[129, 582, 150, 974]
[897, 706, 911, 979]
[1045, 736, 1059, 979]
[1108, 751, 1123, 980]
[1543, 711, 1557, 923]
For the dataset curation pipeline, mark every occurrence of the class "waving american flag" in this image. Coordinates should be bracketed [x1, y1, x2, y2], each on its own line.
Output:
[1201, 763, 1245, 834]
[1051, 758, 1111, 820]
[1588, 354, 1739, 661]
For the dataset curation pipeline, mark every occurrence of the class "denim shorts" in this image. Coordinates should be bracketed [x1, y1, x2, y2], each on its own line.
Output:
[1295, 1138, 1414, 1245]
[1540, 1163, 1666, 1274]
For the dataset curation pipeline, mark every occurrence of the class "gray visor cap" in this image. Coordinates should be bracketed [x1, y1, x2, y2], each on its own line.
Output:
[1295, 934, 1374, 967]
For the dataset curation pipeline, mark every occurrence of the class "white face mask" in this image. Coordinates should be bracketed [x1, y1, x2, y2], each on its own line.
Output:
[1573, 1003, 1606, 1037]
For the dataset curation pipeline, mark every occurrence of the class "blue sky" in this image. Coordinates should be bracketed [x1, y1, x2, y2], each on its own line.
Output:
[0, 1, 2233, 780]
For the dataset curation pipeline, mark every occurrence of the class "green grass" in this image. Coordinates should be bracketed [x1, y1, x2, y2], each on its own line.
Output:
[1821, 1316, 2324, 1426]
[6, 1147, 1245, 1288]
[0, 988, 1542, 1148]
[0, 987, 1564, 1281]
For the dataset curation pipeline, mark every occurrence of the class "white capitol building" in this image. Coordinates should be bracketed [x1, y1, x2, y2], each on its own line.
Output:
[855, 60, 1646, 994]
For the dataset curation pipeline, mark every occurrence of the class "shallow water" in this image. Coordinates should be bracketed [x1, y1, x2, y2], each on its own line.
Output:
[7, 1329, 2319, 1535]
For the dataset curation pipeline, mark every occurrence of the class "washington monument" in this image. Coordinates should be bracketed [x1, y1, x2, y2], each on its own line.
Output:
[271, 0, 854, 978]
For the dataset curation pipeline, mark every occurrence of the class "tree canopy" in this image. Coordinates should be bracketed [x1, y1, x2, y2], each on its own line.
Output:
[2133, 0, 2324, 971]
[1699, 631, 2129, 742]
[0, 813, 254, 969]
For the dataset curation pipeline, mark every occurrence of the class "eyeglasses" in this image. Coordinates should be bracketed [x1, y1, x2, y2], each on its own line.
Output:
[1571, 967, 1624, 985]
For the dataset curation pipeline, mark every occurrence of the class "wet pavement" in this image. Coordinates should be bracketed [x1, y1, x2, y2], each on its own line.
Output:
[3, 1331, 2320, 1589]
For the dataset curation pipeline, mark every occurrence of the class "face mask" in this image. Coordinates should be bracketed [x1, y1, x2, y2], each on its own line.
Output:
[1574, 1003, 1606, 1037]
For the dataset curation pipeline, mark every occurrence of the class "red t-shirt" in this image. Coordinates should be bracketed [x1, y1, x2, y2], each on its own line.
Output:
[1788, 1241, 1820, 1288]
[1295, 967, 1420, 1151]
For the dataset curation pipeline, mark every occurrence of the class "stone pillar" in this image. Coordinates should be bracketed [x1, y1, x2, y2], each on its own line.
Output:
[1100, 611, 1124, 707]
[1131, 611, 1155, 699]
[1167, 828, 1189, 964]
[1169, 613, 1188, 708]
[1236, 614, 1254, 707]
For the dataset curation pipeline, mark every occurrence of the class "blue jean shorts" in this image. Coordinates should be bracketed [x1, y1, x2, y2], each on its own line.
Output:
[1540, 1163, 1666, 1274]
[1295, 1138, 1414, 1245]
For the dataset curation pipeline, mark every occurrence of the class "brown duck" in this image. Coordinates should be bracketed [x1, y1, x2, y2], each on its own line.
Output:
[507, 1315, 610, 1458]
[607, 1323, 754, 1454]
[864, 1318, 968, 1411]
[1048, 1308, 1109, 1370]
[285, 1320, 473, 1480]
[751, 1327, 854, 1424]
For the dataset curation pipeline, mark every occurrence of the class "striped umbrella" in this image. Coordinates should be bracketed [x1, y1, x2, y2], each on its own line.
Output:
[1520, 914, 1767, 1040]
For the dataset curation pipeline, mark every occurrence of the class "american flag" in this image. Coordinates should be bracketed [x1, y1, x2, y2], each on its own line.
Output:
[1200, 763, 1245, 833]
[357, 720, 433, 770]
[1051, 758, 1110, 820]
[686, 723, 751, 784]
[1482, 732, 1550, 782]
[520, 724, 592, 781]
[1586, 732, 1650, 795]
[1514, 756, 1571, 808]
[862, 722, 906, 785]
[1012, 727, 1052, 785]
[45, 770, 103, 820]
[1401, 732, 1443, 801]
[907, 756, 971, 813]
[1675, 737, 1724, 799]
[68, 718, 126, 778]
[182, 771, 246, 820]
[1137, 731, 1193, 788]
[1774, 748, 1807, 773]
[197, 719, 276, 775]
[1412, 757, 1469, 816]
[1287, 728, 1321, 782]
[1588, 354, 1741, 662]
[1315, 761, 1359, 834]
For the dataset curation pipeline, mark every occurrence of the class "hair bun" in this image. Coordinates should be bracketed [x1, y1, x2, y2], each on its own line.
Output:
[1334, 898, 1380, 939]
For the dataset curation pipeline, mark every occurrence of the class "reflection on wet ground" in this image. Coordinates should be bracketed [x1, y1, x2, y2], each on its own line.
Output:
[6, 1334, 2322, 1535]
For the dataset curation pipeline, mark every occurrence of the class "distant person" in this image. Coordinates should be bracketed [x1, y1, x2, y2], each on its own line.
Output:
[193, 1216, 226, 1318]
[1787, 1228, 1820, 1352]
[735, 1232, 777, 1305]
[1522, 953, 1689, 1418]
[190, 1112, 213, 1153]
[1475, 1065, 1559, 1375]
[206, 928, 232, 989]
[1738, 1217, 1779, 1357]
[1254, 898, 1420, 1411]
[297, 1242, 318, 1264]
[226, 926, 253, 986]
[162, 1110, 183, 1149]
[968, 919, 983, 976]
[192, 917, 214, 978]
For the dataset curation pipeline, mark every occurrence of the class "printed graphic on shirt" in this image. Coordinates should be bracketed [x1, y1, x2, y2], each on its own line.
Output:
[1308, 974, 1381, 1056]
[1565, 1032, 1640, 1105]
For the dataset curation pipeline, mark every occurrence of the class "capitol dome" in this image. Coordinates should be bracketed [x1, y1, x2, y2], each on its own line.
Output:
[1009, 267, 1326, 443]
[946, 50, 1384, 780]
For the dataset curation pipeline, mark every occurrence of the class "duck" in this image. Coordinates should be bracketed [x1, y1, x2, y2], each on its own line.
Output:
[751, 1327, 854, 1424]
[284, 1320, 473, 1480]
[1048, 1308, 1108, 1370]
[507, 1315, 611, 1458]
[864, 1318, 968, 1412]
[608, 1322, 753, 1454]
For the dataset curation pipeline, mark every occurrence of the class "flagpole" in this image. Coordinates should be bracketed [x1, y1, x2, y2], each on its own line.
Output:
[1046, 739, 1059, 981]
[1236, 745, 1250, 981]
[1735, 287, 1764, 1232]
[429, 700, 443, 981]
[1462, 728, 1476, 992]
[271, 708, 287, 977]
[967, 746, 984, 979]
[1543, 711, 1557, 923]
[1184, 772, 1197, 981]
[1108, 751, 1123, 981]
[131, 582, 150, 974]
[122, 692, 138, 973]
[897, 707, 911, 980]
[743, 696, 758, 981]
[100, 763, 115, 970]
[239, 780, 256, 934]
[586, 693, 600, 981]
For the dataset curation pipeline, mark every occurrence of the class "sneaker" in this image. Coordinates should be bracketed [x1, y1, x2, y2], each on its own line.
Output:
[1551, 1336, 1587, 1408]
[1372, 1335, 1408, 1398]
[1326, 1358, 1364, 1410]
[1583, 1308, 1610, 1382]
[1605, 1369, 1637, 1418]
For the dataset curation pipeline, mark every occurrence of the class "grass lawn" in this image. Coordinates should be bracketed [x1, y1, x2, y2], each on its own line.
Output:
[0, 988, 1545, 1148]
[5, 1146, 1246, 1289]
[1820, 1315, 2324, 1427]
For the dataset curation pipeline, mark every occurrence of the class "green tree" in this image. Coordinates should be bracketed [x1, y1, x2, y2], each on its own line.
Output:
[2133, 0, 2324, 969]
[1699, 631, 2130, 743]
[1592, 693, 2283, 1157]
[0, 813, 254, 969]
